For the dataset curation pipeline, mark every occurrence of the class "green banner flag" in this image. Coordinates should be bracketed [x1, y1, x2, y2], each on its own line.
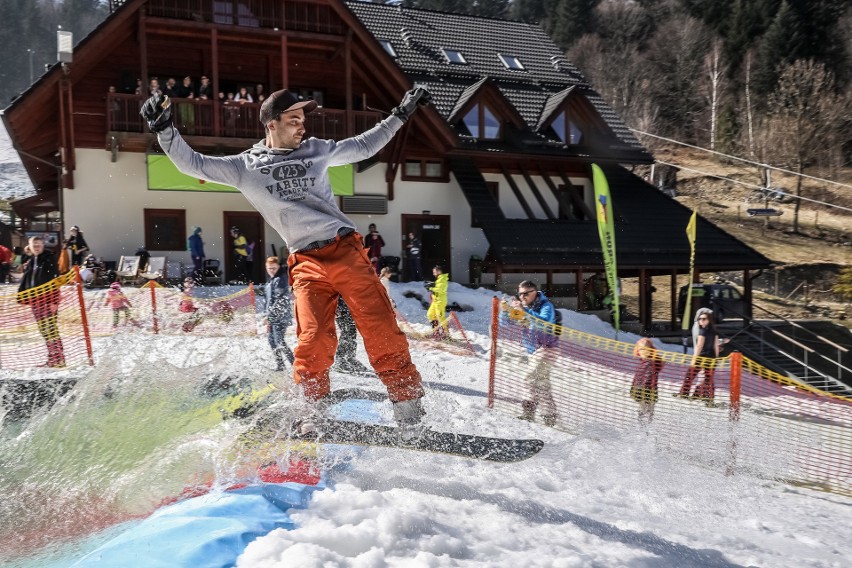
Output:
[592, 164, 619, 335]
[681, 210, 698, 331]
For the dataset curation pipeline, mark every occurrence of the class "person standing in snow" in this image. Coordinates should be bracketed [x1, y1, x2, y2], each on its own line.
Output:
[501, 280, 559, 426]
[263, 256, 294, 371]
[630, 337, 665, 425]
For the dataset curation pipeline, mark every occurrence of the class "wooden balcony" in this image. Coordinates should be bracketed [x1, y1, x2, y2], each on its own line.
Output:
[108, 94, 382, 148]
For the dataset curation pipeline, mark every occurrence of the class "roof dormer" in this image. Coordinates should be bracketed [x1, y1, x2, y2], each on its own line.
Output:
[537, 87, 611, 147]
[448, 79, 526, 141]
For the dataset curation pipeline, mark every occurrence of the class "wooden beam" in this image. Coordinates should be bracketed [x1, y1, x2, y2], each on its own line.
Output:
[538, 165, 574, 220]
[280, 34, 288, 89]
[519, 165, 555, 220]
[670, 270, 678, 329]
[345, 29, 353, 137]
[211, 28, 220, 137]
[501, 165, 535, 219]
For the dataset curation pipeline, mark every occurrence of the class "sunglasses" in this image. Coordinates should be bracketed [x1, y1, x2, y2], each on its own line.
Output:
[698, 317, 709, 321]
[518, 290, 536, 297]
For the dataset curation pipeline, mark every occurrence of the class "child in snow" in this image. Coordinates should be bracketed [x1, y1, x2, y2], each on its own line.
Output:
[179, 277, 201, 332]
[105, 282, 134, 327]
[379, 266, 396, 309]
[630, 337, 665, 425]
[426, 264, 449, 339]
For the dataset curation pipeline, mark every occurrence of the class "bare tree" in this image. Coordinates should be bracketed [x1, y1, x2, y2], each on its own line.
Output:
[702, 36, 728, 150]
[765, 59, 846, 233]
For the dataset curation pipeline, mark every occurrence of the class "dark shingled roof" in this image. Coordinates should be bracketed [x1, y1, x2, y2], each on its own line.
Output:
[345, 1, 650, 161]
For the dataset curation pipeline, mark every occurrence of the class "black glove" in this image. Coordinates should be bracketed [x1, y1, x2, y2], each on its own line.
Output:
[392, 87, 432, 122]
[140, 94, 173, 133]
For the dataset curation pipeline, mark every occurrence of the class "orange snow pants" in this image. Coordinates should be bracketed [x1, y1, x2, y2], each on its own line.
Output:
[288, 231, 423, 403]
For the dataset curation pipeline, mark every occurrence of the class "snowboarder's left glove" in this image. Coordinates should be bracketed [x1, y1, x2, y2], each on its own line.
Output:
[140, 94, 172, 133]
[392, 87, 432, 122]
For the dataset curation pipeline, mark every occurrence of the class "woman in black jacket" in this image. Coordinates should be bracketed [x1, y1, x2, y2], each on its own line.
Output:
[64, 225, 89, 266]
[18, 235, 65, 368]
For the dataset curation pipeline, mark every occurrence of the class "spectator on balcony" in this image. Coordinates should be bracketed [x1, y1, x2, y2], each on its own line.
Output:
[254, 83, 266, 102]
[148, 78, 162, 97]
[174, 76, 196, 133]
[174, 76, 194, 99]
[134, 78, 143, 95]
[163, 77, 177, 98]
[234, 86, 253, 104]
[197, 76, 212, 100]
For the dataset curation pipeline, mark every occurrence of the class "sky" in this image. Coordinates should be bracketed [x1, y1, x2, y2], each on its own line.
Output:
[1, 280, 850, 568]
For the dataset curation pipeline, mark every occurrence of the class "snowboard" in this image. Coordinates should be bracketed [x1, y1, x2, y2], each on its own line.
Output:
[237, 387, 544, 462]
[301, 419, 544, 463]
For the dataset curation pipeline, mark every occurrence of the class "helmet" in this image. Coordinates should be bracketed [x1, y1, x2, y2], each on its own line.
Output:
[110, 282, 121, 289]
[230, 226, 240, 233]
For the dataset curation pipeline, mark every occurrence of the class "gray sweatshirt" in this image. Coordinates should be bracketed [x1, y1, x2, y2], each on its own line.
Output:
[156, 115, 405, 252]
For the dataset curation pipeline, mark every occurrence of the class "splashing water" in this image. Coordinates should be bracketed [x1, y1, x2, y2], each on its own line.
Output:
[0, 334, 301, 566]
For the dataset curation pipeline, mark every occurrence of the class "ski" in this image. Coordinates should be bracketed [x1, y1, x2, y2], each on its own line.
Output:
[302, 419, 544, 463]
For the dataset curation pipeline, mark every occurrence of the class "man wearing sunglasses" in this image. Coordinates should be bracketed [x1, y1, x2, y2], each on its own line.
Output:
[503, 280, 560, 426]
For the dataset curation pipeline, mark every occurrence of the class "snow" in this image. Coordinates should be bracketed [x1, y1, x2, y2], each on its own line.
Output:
[2, 280, 850, 567]
[235, 281, 851, 568]
[0, 121, 36, 201]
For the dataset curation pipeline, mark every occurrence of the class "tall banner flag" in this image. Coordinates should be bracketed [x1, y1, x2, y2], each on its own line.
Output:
[681, 210, 698, 332]
[591, 164, 620, 336]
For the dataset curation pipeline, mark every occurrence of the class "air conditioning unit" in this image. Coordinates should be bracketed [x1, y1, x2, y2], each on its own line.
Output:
[341, 195, 388, 215]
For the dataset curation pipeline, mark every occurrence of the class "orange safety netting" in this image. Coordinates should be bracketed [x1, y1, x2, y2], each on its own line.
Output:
[488, 298, 852, 497]
[82, 282, 259, 337]
[0, 271, 93, 370]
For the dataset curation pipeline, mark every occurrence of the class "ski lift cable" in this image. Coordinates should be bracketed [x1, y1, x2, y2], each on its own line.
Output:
[653, 160, 852, 213]
[632, 128, 852, 191]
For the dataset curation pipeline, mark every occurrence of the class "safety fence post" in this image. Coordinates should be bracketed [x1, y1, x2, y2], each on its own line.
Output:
[726, 351, 743, 476]
[73, 266, 95, 366]
[148, 280, 159, 334]
[488, 296, 499, 408]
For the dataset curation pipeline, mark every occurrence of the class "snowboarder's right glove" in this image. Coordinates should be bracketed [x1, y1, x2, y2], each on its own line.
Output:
[140, 94, 172, 133]
[392, 87, 432, 122]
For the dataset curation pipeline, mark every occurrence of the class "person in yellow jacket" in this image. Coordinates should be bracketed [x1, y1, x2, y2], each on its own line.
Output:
[426, 264, 449, 339]
[230, 226, 249, 283]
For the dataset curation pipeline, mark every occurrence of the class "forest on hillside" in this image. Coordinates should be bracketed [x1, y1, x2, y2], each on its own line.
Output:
[1, 1, 850, 230]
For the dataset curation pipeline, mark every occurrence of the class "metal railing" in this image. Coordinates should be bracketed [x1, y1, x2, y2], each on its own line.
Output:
[725, 303, 852, 395]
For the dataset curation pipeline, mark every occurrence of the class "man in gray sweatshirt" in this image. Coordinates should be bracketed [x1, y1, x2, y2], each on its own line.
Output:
[141, 87, 431, 434]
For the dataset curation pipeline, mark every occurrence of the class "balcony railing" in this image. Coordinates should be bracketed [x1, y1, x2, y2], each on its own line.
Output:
[146, 0, 345, 35]
[108, 94, 382, 141]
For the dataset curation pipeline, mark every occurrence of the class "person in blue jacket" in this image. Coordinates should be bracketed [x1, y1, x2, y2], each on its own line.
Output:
[501, 280, 559, 426]
[187, 226, 205, 282]
[263, 256, 294, 371]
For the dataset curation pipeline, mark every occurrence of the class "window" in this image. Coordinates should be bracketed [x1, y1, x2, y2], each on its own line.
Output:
[472, 182, 499, 228]
[441, 48, 467, 64]
[144, 209, 187, 251]
[498, 54, 525, 70]
[461, 103, 501, 140]
[402, 159, 448, 182]
[550, 111, 583, 145]
[379, 40, 397, 58]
